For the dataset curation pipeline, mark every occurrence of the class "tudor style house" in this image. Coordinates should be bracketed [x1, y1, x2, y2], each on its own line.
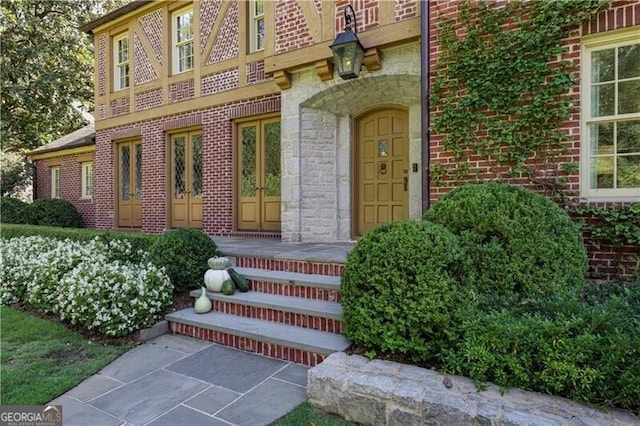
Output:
[31, 0, 639, 244]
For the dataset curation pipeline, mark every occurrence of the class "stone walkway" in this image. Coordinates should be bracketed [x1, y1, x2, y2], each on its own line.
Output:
[49, 334, 308, 426]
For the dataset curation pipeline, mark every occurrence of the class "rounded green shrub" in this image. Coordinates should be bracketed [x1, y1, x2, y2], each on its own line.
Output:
[341, 220, 468, 362]
[424, 183, 587, 308]
[24, 198, 83, 228]
[146, 228, 220, 293]
[0, 197, 28, 224]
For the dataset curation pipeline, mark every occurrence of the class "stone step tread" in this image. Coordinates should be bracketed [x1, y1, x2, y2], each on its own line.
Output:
[190, 289, 343, 320]
[232, 267, 342, 289]
[166, 309, 351, 355]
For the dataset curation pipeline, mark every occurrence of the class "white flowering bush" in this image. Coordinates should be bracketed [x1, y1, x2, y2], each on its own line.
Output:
[0, 236, 173, 336]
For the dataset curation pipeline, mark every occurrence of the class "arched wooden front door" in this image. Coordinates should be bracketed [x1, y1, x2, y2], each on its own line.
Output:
[356, 108, 409, 236]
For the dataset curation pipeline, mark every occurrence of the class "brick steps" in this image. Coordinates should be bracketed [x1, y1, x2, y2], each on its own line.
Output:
[166, 256, 351, 366]
[166, 311, 350, 366]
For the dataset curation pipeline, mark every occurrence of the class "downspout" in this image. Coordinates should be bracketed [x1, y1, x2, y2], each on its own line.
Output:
[420, 0, 431, 214]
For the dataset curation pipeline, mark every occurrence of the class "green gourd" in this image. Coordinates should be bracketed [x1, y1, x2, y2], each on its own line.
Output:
[228, 268, 249, 292]
[221, 278, 235, 295]
[207, 256, 229, 270]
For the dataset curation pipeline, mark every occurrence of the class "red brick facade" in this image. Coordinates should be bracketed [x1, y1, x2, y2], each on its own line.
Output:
[34, 154, 96, 228]
[32, 1, 636, 281]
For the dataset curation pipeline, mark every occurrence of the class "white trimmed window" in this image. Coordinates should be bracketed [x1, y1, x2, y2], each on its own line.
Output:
[172, 7, 194, 74]
[250, 0, 265, 53]
[114, 33, 130, 91]
[81, 162, 93, 199]
[582, 31, 640, 200]
[51, 167, 60, 198]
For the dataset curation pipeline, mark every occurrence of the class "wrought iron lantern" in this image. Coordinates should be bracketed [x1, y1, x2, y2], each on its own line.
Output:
[330, 4, 365, 80]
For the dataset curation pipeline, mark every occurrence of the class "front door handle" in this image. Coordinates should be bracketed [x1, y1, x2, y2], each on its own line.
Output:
[403, 177, 408, 191]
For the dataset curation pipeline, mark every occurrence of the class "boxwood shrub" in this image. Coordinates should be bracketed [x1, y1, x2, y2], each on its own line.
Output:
[341, 220, 468, 362]
[0, 197, 28, 224]
[24, 198, 83, 228]
[147, 228, 220, 293]
[424, 182, 587, 309]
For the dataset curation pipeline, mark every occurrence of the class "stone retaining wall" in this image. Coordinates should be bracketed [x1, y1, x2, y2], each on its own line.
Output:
[307, 353, 640, 426]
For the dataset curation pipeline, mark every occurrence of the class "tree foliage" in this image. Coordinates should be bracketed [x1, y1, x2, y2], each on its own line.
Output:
[0, 150, 31, 197]
[0, 0, 127, 151]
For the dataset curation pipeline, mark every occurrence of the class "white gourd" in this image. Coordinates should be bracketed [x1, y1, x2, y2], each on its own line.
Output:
[204, 269, 230, 292]
[194, 287, 212, 313]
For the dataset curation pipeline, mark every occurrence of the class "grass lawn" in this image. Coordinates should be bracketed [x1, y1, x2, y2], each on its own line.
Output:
[271, 401, 360, 425]
[0, 306, 133, 405]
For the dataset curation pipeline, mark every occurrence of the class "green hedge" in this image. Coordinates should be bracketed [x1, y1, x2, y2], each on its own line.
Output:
[23, 198, 83, 228]
[341, 221, 468, 362]
[147, 228, 220, 293]
[424, 182, 587, 310]
[342, 183, 637, 411]
[0, 197, 28, 224]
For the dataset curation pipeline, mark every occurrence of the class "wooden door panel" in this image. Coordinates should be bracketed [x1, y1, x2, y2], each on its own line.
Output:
[237, 119, 281, 232]
[170, 132, 202, 229]
[357, 109, 409, 235]
[117, 141, 142, 228]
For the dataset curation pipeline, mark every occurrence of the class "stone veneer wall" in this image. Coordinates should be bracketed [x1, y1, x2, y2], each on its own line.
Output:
[281, 42, 422, 243]
[308, 353, 640, 426]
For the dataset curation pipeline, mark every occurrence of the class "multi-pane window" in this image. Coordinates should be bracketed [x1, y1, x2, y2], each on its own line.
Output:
[173, 8, 194, 74]
[114, 33, 129, 91]
[250, 0, 265, 52]
[81, 162, 93, 199]
[583, 34, 640, 199]
[51, 167, 60, 198]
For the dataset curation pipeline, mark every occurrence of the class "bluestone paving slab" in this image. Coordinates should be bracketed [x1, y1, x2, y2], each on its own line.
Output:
[66, 374, 123, 402]
[148, 333, 212, 354]
[49, 395, 122, 426]
[100, 343, 185, 383]
[184, 386, 242, 415]
[146, 405, 228, 426]
[90, 369, 209, 426]
[216, 378, 307, 426]
[273, 363, 309, 387]
[166, 344, 287, 393]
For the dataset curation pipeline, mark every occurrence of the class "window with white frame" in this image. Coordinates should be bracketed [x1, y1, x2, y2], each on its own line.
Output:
[250, 0, 265, 53]
[172, 7, 194, 74]
[81, 162, 93, 199]
[51, 167, 60, 198]
[582, 32, 640, 199]
[114, 33, 130, 91]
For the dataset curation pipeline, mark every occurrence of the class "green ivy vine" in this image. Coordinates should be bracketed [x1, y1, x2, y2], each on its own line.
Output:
[570, 203, 640, 248]
[430, 0, 607, 187]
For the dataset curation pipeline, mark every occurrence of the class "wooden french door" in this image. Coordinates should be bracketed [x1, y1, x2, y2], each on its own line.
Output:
[356, 108, 409, 235]
[237, 118, 281, 231]
[170, 131, 203, 228]
[117, 140, 142, 228]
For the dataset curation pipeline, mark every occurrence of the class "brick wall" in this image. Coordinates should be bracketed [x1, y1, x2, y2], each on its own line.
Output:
[34, 155, 96, 228]
[275, 1, 314, 54]
[201, 68, 239, 96]
[428, 0, 639, 281]
[138, 9, 163, 66]
[135, 88, 163, 111]
[246, 61, 271, 85]
[97, 34, 107, 96]
[208, 0, 238, 64]
[94, 94, 280, 235]
[169, 79, 195, 103]
[133, 32, 158, 85]
[110, 96, 130, 116]
[199, 0, 223, 54]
